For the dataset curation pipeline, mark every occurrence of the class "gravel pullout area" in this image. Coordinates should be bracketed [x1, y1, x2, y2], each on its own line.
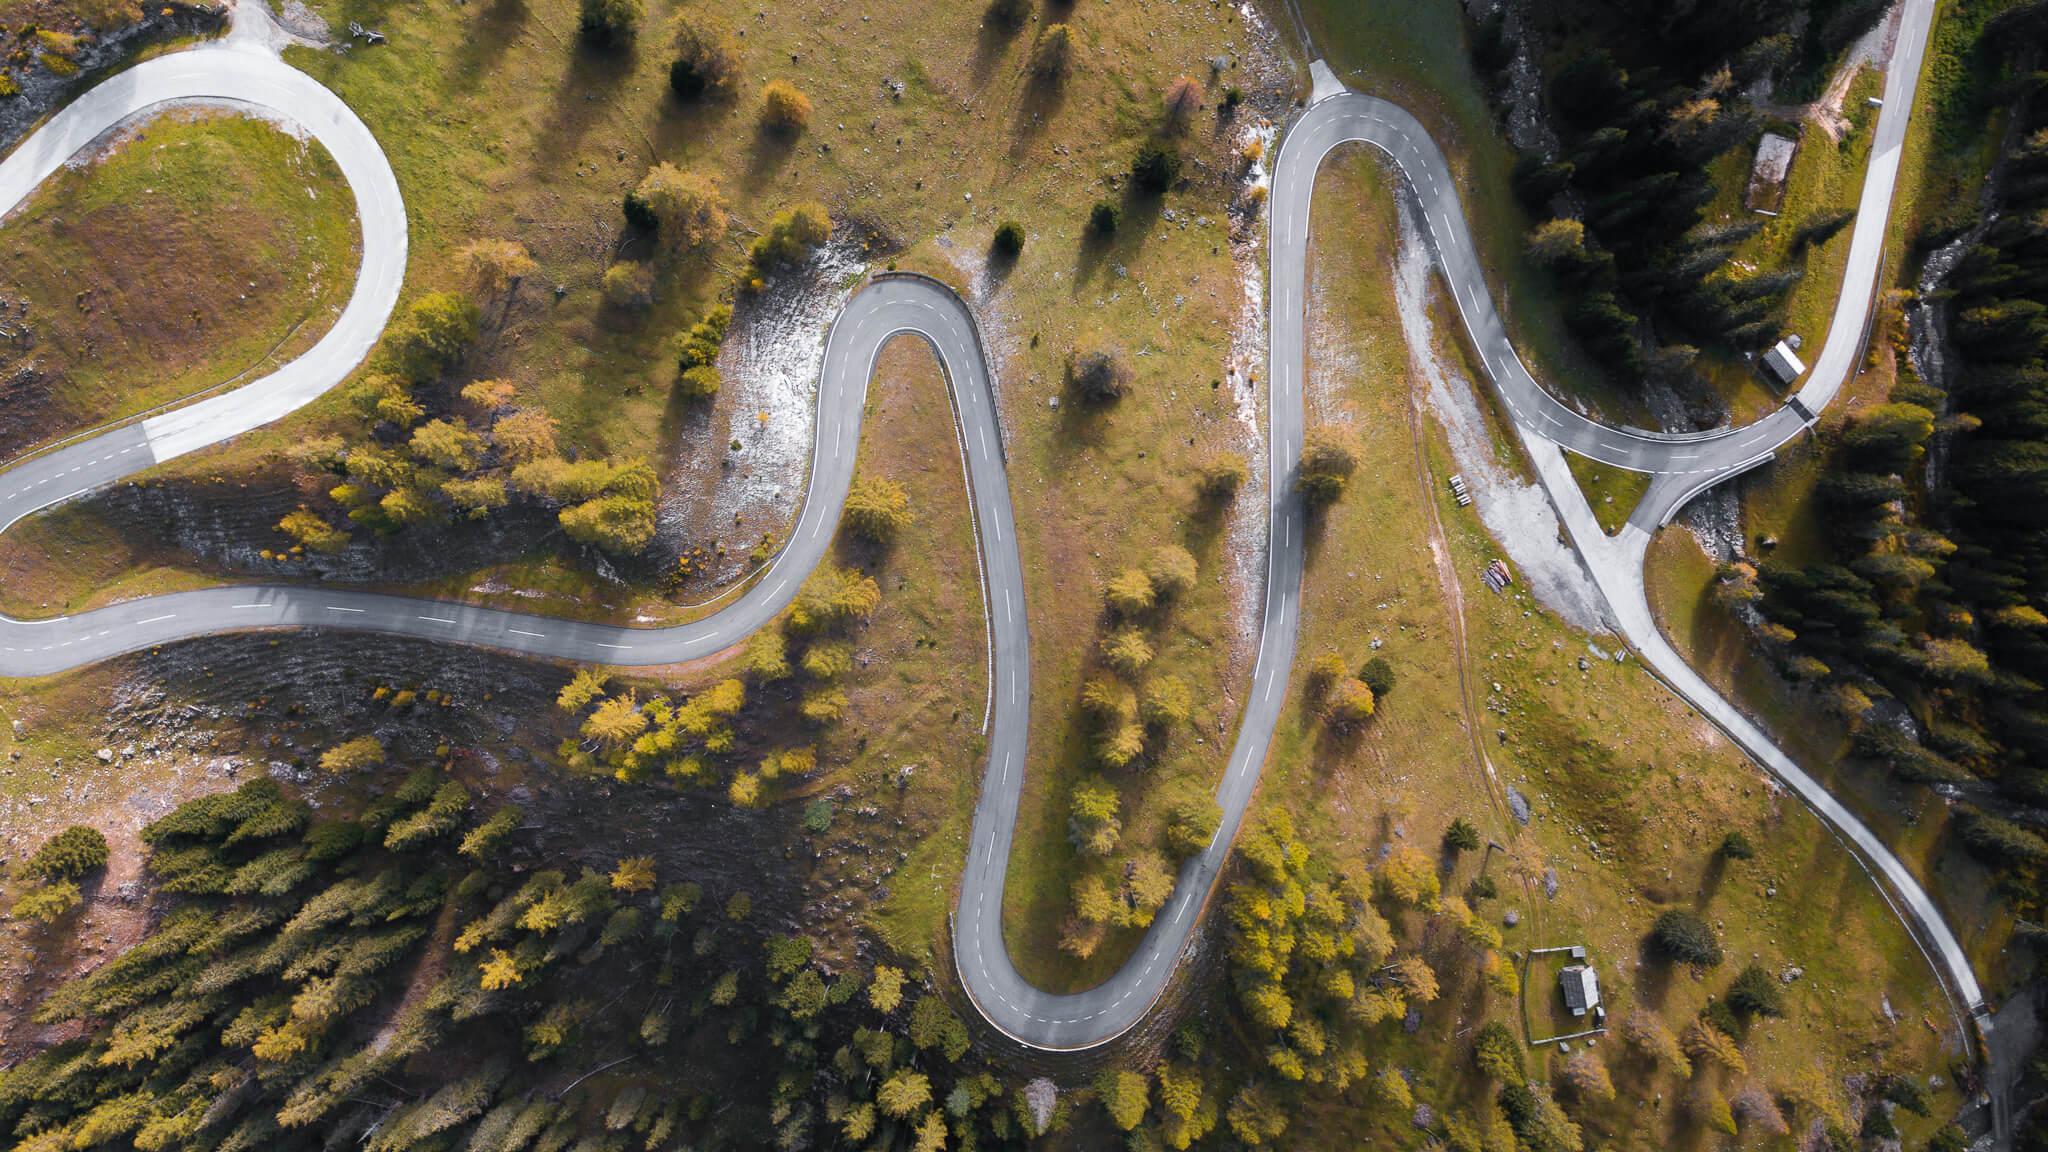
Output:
[1391, 193, 1608, 633]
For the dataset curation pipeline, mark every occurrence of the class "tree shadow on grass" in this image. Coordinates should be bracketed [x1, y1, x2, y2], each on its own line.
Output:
[983, 243, 1020, 289]
[649, 92, 740, 169]
[1310, 715, 1368, 769]
[533, 39, 639, 178]
[450, 0, 529, 87]
[655, 389, 719, 486]
[833, 532, 896, 573]
[1179, 487, 1233, 556]
[742, 125, 802, 198]
[1300, 499, 1337, 571]
[971, 13, 1022, 92]
[1005, 70, 1069, 164]
[18, 868, 109, 952]
[1011, 695, 1120, 988]
[1049, 389, 1117, 455]
[1628, 935, 1677, 1013]
[1073, 188, 1165, 289]
[1693, 851, 1730, 910]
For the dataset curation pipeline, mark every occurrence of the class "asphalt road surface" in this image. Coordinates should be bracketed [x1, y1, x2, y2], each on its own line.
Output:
[0, 0, 1981, 1056]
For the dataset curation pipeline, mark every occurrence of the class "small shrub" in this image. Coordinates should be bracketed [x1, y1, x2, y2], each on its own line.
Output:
[1132, 142, 1181, 195]
[761, 80, 813, 133]
[1323, 678, 1375, 727]
[1472, 1021, 1523, 1085]
[1068, 777, 1122, 855]
[992, 220, 1025, 257]
[844, 477, 912, 541]
[626, 164, 728, 251]
[676, 304, 732, 371]
[602, 261, 656, 311]
[561, 494, 658, 554]
[679, 365, 722, 400]
[1717, 830, 1756, 859]
[1726, 963, 1785, 1019]
[1305, 650, 1349, 693]
[1105, 568, 1157, 616]
[14, 880, 81, 923]
[750, 203, 832, 272]
[1140, 675, 1192, 728]
[1089, 200, 1121, 235]
[26, 826, 109, 882]
[1067, 344, 1132, 402]
[1195, 450, 1247, 501]
[320, 735, 386, 774]
[578, 0, 641, 45]
[1927, 1126, 1969, 1152]
[1444, 817, 1481, 853]
[1102, 627, 1155, 675]
[1144, 544, 1198, 598]
[457, 240, 536, 299]
[801, 688, 849, 725]
[278, 508, 350, 554]
[1029, 23, 1073, 79]
[379, 291, 479, 385]
[1297, 428, 1357, 505]
[611, 856, 658, 892]
[669, 19, 738, 99]
[1881, 1073, 1933, 1117]
[1359, 656, 1396, 697]
[1650, 909, 1723, 967]
[1166, 797, 1222, 858]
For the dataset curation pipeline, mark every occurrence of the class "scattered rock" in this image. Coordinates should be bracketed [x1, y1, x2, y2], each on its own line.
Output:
[1781, 966, 1803, 984]
[95, 748, 114, 764]
[1504, 786, 1531, 825]
[1542, 867, 1559, 898]
[1504, 909, 1520, 928]
[1023, 1078, 1057, 1134]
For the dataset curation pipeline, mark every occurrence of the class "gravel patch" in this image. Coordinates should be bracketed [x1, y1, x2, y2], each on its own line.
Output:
[1390, 194, 1608, 632]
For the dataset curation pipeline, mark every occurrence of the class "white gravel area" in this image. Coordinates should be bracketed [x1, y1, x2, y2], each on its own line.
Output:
[1391, 195, 1610, 633]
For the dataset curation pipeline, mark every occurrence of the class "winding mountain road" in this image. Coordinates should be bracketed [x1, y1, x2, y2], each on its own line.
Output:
[0, 0, 1983, 1054]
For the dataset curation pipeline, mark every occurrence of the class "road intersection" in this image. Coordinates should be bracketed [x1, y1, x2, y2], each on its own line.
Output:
[0, 0, 1981, 1053]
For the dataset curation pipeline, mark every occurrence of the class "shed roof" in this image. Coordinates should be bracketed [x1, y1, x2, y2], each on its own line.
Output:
[1560, 964, 1601, 1016]
[1763, 340, 1808, 385]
